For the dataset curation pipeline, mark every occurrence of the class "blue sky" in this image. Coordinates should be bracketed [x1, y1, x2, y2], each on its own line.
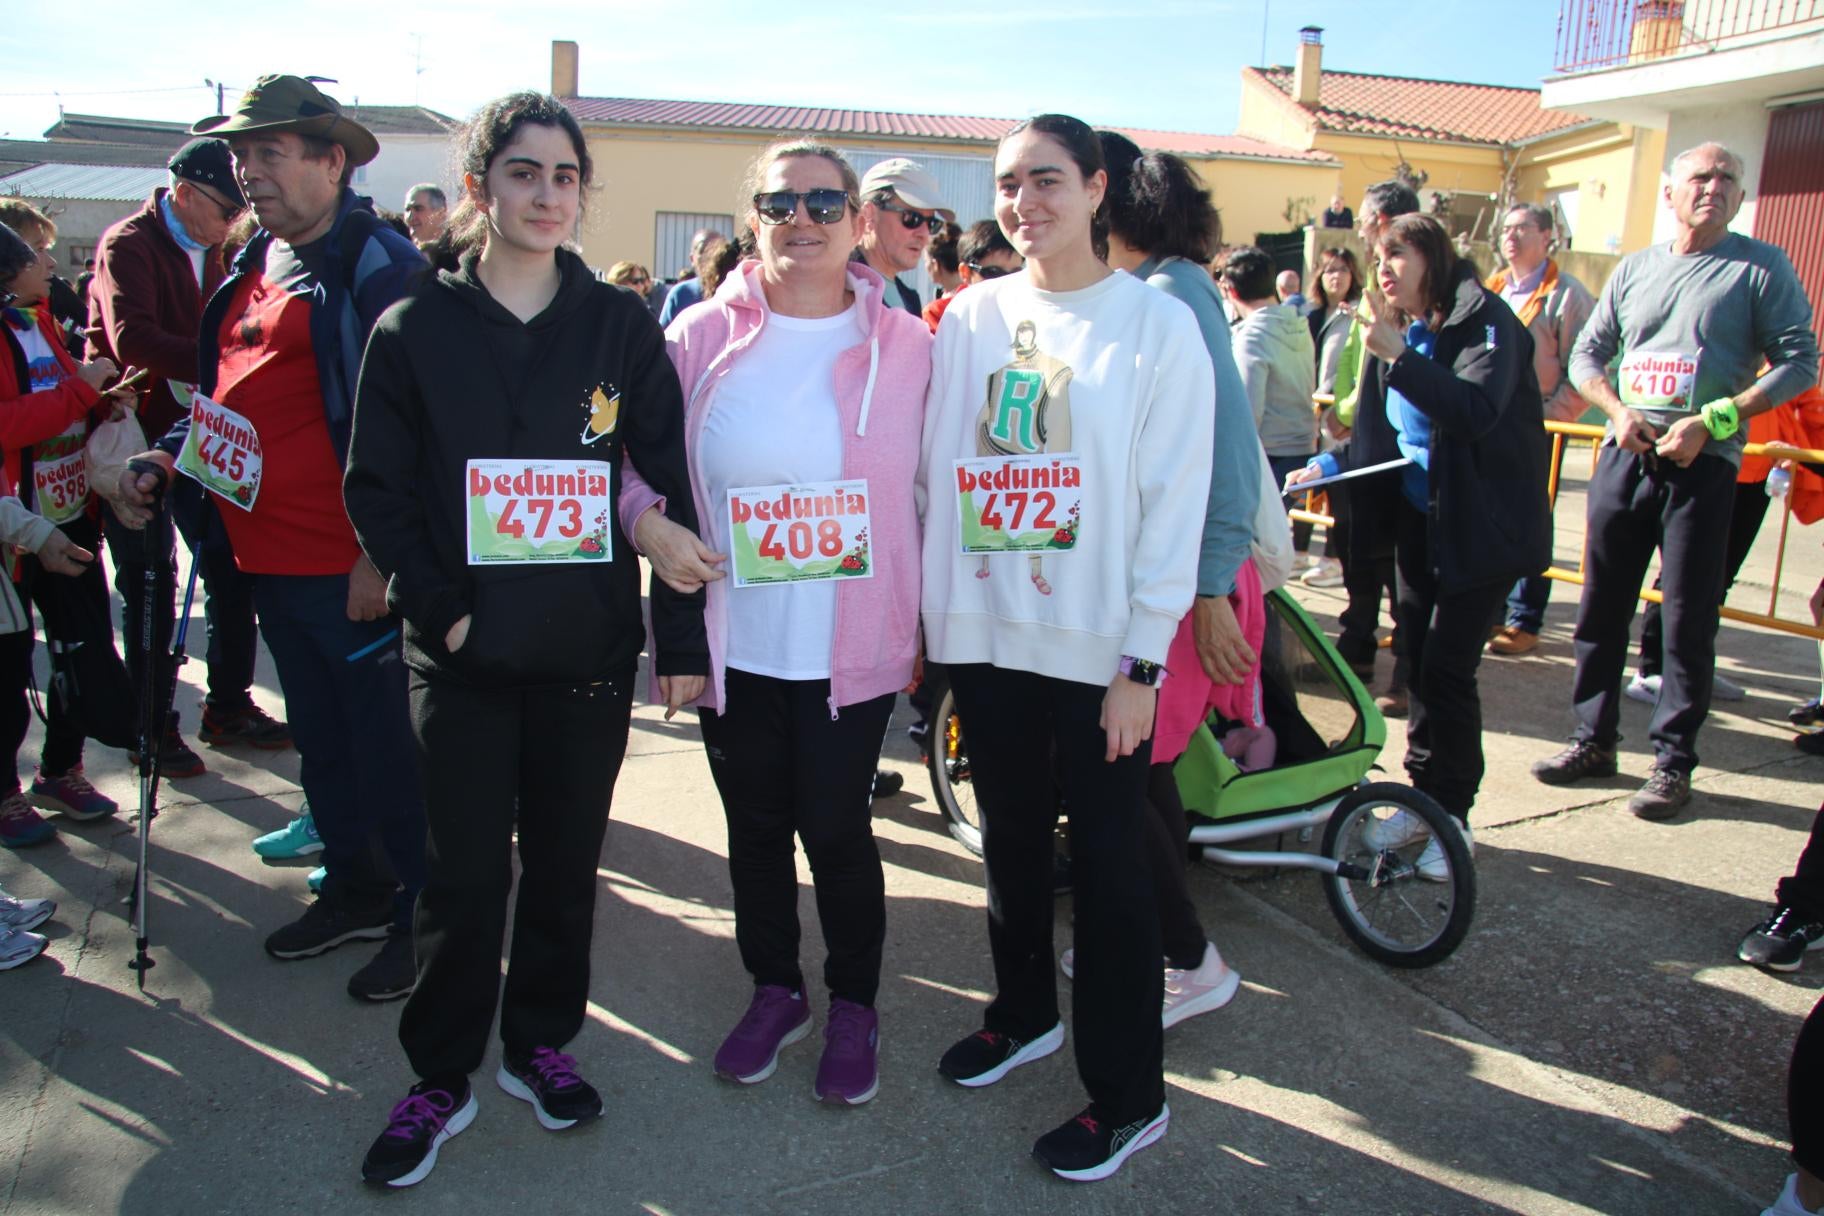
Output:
[0, 1, 1564, 142]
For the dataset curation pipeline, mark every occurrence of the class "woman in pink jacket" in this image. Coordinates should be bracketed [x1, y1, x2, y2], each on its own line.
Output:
[623, 140, 930, 1106]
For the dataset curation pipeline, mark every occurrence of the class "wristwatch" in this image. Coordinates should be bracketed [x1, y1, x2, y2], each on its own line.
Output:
[1118, 656, 1164, 687]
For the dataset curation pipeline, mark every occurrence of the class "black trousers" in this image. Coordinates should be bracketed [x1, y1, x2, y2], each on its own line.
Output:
[1790, 993, 1824, 1179]
[0, 516, 107, 789]
[1571, 446, 1735, 773]
[947, 663, 1164, 1125]
[1394, 501, 1510, 821]
[1142, 763, 1206, 970]
[1777, 804, 1824, 923]
[698, 668, 892, 1007]
[399, 667, 634, 1081]
[1637, 479, 1770, 678]
[103, 503, 260, 724]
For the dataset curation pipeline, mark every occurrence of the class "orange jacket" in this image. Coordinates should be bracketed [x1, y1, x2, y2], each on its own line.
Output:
[1739, 383, 1824, 525]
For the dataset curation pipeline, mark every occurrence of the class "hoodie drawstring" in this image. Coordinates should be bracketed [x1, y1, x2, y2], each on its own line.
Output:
[857, 337, 879, 437]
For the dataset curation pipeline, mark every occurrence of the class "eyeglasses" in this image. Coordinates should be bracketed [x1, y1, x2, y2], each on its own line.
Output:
[966, 261, 1013, 280]
[192, 185, 242, 223]
[753, 189, 852, 226]
[875, 199, 943, 234]
[627, 275, 650, 285]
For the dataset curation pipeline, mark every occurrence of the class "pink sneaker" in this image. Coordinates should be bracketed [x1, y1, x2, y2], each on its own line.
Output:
[1162, 942, 1241, 1029]
[30, 766, 118, 821]
[813, 999, 879, 1105]
[0, 790, 54, 849]
[714, 985, 811, 1084]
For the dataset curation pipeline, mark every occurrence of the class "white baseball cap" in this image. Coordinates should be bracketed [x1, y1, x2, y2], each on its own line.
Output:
[859, 158, 955, 222]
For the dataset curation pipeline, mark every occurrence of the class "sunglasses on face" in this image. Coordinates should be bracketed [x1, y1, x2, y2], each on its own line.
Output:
[966, 261, 1013, 279]
[753, 189, 852, 225]
[876, 200, 942, 234]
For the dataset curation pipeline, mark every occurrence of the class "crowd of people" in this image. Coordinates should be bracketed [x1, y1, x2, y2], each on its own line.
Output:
[0, 71, 1819, 1204]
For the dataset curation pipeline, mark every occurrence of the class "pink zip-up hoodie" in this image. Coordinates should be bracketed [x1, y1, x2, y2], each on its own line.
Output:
[620, 258, 931, 716]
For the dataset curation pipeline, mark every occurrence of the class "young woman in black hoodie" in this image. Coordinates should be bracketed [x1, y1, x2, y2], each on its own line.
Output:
[344, 92, 708, 1188]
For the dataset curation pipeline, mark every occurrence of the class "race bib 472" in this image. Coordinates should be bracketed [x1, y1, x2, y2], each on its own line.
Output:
[954, 454, 1082, 555]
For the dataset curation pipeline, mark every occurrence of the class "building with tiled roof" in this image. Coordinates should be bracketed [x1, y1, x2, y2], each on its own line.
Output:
[1234, 26, 1660, 256]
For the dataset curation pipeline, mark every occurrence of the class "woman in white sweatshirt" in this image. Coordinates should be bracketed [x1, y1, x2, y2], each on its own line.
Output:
[918, 113, 1214, 1184]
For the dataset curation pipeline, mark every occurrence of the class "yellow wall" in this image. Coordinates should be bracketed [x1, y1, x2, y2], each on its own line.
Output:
[576, 124, 1341, 270]
[1511, 124, 1664, 255]
[1236, 82, 1318, 151]
[1311, 132, 1507, 208]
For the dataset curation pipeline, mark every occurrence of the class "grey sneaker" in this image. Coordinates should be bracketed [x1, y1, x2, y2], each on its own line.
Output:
[1530, 739, 1618, 786]
[1628, 766, 1691, 820]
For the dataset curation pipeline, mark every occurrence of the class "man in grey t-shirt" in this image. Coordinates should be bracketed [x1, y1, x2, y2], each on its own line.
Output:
[1531, 142, 1819, 819]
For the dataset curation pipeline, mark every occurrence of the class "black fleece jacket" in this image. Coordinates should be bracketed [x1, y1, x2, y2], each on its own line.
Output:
[345, 249, 707, 688]
[1350, 260, 1552, 592]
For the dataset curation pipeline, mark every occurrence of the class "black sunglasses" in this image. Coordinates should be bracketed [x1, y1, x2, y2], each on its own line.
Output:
[966, 261, 1014, 280]
[192, 184, 242, 223]
[876, 199, 943, 234]
[753, 189, 852, 225]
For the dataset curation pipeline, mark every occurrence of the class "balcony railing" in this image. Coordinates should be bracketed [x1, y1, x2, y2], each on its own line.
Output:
[1555, 0, 1824, 73]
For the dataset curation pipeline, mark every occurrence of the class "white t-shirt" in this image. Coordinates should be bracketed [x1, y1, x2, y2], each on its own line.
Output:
[698, 305, 861, 681]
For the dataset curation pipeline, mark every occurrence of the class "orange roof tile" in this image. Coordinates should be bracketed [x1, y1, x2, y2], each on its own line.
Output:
[1248, 66, 1592, 145]
[562, 97, 1336, 164]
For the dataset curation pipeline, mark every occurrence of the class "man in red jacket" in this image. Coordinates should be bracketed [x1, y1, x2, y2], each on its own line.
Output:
[89, 137, 292, 781]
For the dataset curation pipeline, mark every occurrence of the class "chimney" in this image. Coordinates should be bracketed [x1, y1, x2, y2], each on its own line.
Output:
[1294, 26, 1323, 107]
[552, 40, 579, 97]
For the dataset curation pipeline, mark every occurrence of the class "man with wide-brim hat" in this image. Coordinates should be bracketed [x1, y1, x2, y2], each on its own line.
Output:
[113, 73, 429, 1004]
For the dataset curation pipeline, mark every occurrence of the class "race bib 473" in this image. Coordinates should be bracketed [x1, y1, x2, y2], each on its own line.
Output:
[466, 459, 614, 565]
[727, 480, 872, 588]
[954, 454, 1082, 555]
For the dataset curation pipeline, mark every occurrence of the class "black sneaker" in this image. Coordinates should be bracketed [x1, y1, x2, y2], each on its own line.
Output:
[1628, 766, 1691, 820]
[1032, 1103, 1170, 1182]
[264, 896, 392, 960]
[1530, 739, 1617, 786]
[937, 1023, 1064, 1088]
[128, 730, 207, 780]
[871, 769, 904, 799]
[199, 703, 293, 750]
[1790, 697, 1824, 727]
[1796, 730, 1824, 756]
[347, 930, 416, 1002]
[361, 1077, 476, 1188]
[1737, 905, 1824, 972]
[497, 1047, 602, 1130]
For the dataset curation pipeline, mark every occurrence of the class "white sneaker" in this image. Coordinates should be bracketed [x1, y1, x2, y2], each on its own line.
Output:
[1162, 942, 1241, 1029]
[1761, 1173, 1821, 1216]
[1712, 671, 1747, 702]
[0, 924, 48, 970]
[0, 888, 53, 931]
[1301, 557, 1345, 588]
[1416, 823, 1474, 883]
[1624, 673, 1660, 704]
[1361, 809, 1428, 851]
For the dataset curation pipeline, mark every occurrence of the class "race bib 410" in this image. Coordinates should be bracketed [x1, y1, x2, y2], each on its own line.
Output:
[954, 454, 1082, 555]
[1619, 351, 1699, 413]
[466, 459, 614, 565]
[727, 480, 872, 588]
[174, 390, 262, 511]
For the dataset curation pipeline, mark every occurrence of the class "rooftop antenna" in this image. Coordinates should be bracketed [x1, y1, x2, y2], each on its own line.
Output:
[1259, 0, 1270, 66]
[413, 33, 426, 104]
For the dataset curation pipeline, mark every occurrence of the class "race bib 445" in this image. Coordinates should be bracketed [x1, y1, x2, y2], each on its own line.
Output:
[466, 459, 614, 565]
[174, 389, 262, 511]
[954, 454, 1082, 555]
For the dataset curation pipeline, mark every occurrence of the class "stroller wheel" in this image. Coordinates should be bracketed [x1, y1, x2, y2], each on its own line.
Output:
[1320, 783, 1475, 968]
[923, 675, 983, 857]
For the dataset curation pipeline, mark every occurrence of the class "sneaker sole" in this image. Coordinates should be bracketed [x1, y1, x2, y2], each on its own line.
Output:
[496, 1065, 599, 1130]
[200, 733, 294, 750]
[0, 828, 56, 849]
[1163, 969, 1241, 1030]
[4, 904, 55, 932]
[1530, 759, 1617, 786]
[27, 793, 117, 822]
[252, 839, 326, 859]
[1628, 795, 1690, 822]
[945, 1022, 1065, 1089]
[266, 923, 392, 960]
[1738, 936, 1824, 972]
[812, 1071, 879, 1106]
[716, 1014, 812, 1085]
[0, 943, 47, 970]
[1042, 1104, 1170, 1182]
[364, 1091, 477, 1187]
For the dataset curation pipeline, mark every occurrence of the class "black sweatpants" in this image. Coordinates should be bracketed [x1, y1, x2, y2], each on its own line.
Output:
[947, 663, 1164, 1125]
[1142, 763, 1206, 970]
[399, 666, 634, 1082]
[1394, 501, 1510, 821]
[1777, 804, 1824, 924]
[1571, 446, 1735, 773]
[1636, 478, 1770, 678]
[0, 516, 107, 789]
[1789, 993, 1824, 1180]
[698, 668, 892, 1007]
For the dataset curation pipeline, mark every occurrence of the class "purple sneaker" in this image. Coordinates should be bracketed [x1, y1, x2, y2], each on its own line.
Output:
[813, 998, 879, 1105]
[0, 790, 54, 849]
[714, 984, 811, 1085]
[30, 766, 118, 822]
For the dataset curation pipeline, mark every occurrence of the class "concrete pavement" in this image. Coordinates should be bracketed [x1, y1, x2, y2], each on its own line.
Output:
[2, 460, 1820, 1215]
